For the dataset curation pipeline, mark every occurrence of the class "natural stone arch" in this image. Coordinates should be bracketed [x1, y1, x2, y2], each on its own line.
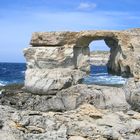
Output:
[23, 28, 140, 94]
[73, 33, 131, 77]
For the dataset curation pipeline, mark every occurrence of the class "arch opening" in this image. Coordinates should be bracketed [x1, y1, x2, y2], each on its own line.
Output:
[89, 40, 110, 66]
[76, 38, 128, 86]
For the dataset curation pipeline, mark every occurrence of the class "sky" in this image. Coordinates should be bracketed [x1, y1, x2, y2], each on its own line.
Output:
[0, 0, 140, 62]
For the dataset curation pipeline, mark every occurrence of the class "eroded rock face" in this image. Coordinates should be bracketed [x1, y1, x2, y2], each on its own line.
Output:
[24, 46, 75, 69]
[24, 28, 140, 94]
[0, 79, 140, 139]
[24, 69, 85, 95]
[0, 84, 130, 112]
[0, 103, 140, 140]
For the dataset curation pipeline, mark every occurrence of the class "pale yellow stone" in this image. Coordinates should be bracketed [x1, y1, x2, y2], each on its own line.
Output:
[68, 136, 87, 140]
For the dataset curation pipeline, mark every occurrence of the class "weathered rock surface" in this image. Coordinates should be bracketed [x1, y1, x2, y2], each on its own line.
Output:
[124, 78, 140, 112]
[1, 79, 140, 113]
[25, 68, 85, 95]
[24, 28, 140, 94]
[0, 77, 140, 139]
[0, 84, 130, 112]
[24, 47, 75, 69]
[0, 103, 140, 140]
[7, 28, 138, 139]
[30, 31, 78, 46]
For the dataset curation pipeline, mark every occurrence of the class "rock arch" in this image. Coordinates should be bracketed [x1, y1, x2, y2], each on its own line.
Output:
[73, 31, 133, 77]
[24, 28, 140, 94]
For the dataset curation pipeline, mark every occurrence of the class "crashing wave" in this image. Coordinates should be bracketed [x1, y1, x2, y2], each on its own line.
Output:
[21, 71, 25, 75]
[83, 65, 127, 86]
[0, 80, 7, 86]
[83, 74, 127, 86]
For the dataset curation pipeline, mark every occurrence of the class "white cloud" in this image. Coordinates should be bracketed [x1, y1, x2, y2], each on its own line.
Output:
[77, 2, 97, 10]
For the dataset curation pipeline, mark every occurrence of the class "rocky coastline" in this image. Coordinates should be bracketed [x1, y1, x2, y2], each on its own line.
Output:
[0, 28, 140, 140]
[0, 78, 140, 140]
[0, 68, 140, 140]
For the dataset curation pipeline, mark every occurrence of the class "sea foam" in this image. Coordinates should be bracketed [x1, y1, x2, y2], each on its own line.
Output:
[83, 65, 127, 86]
[83, 74, 127, 86]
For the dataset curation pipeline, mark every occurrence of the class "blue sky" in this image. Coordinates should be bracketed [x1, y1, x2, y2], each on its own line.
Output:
[0, 0, 140, 62]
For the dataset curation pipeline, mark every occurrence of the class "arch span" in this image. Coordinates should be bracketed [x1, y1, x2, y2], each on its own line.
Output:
[73, 33, 131, 77]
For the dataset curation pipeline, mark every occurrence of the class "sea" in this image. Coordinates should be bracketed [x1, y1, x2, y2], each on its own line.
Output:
[82, 65, 127, 86]
[0, 63, 126, 86]
[0, 62, 26, 86]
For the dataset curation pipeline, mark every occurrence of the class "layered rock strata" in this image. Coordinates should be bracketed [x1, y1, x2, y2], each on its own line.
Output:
[24, 28, 140, 94]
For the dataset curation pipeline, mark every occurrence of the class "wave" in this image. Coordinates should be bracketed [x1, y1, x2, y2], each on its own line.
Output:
[90, 73, 108, 76]
[0, 80, 8, 86]
[0, 63, 26, 85]
[83, 75, 127, 86]
[0, 79, 24, 86]
[21, 71, 25, 74]
[2, 68, 6, 70]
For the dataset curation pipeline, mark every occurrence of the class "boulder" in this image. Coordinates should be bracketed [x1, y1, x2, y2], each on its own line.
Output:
[124, 78, 140, 112]
[0, 84, 130, 112]
[24, 68, 85, 95]
[56, 84, 130, 111]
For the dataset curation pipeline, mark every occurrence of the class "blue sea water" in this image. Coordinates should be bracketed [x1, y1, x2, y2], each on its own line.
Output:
[0, 63, 126, 86]
[82, 65, 127, 86]
[0, 62, 26, 86]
